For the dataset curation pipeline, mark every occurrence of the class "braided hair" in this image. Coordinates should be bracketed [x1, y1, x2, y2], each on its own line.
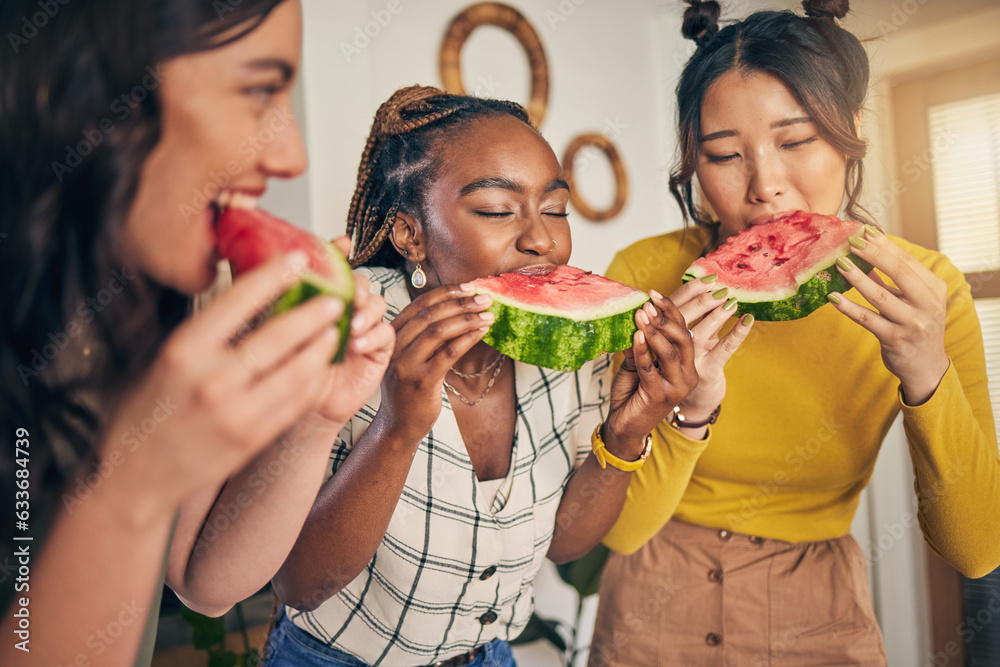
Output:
[346, 85, 532, 269]
[670, 0, 870, 251]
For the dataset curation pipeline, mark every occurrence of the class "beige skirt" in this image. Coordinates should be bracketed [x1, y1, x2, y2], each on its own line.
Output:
[588, 520, 887, 666]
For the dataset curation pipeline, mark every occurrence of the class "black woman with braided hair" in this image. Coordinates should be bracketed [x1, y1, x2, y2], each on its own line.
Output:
[263, 85, 752, 667]
[589, 1, 998, 665]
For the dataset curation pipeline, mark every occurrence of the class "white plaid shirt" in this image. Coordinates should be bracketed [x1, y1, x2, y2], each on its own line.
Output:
[288, 267, 611, 666]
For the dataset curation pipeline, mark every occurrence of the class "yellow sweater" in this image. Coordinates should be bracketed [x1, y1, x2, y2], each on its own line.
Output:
[603, 228, 1000, 578]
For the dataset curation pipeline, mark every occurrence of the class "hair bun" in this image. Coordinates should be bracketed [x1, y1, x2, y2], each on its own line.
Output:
[682, 0, 721, 47]
[802, 0, 849, 20]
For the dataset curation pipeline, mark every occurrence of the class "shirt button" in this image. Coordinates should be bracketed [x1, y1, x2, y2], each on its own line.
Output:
[479, 611, 498, 625]
[479, 565, 497, 581]
[717, 530, 732, 542]
[749, 535, 765, 546]
[706, 632, 722, 646]
[707, 569, 723, 583]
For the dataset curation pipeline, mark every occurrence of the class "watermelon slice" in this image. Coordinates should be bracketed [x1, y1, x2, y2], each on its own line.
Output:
[472, 265, 650, 372]
[215, 199, 355, 362]
[682, 211, 873, 321]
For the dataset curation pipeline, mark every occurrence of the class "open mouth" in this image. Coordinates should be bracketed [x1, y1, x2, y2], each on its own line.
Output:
[211, 190, 261, 231]
[214, 190, 259, 215]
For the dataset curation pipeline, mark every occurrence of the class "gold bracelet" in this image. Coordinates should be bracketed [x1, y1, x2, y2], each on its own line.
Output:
[591, 422, 652, 472]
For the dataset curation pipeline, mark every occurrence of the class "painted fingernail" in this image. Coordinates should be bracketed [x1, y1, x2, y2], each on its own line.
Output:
[637, 330, 646, 345]
[741, 313, 754, 326]
[828, 293, 842, 305]
[650, 289, 664, 300]
[712, 287, 729, 300]
[848, 235, 867, 250]
[480, 312, 495, 321]
[460, 282, 476, 292]
[638, 310, 651, 326]
[643, 302, 658, 317]
[864, 224, 880, 238]
[724, 297, 738, 311]
[353, 335, 368, 350]
[836, 257, 854, 272]
[474, 294, 491, 305]
[700, 274, 719, 284]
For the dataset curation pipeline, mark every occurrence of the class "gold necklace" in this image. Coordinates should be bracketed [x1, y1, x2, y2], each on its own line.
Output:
[449, 352, 503, 379]
[443, 359, 504, 406]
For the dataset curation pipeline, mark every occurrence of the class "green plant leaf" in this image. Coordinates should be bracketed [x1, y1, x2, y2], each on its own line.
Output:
[239, 648, 262, 667]
[510, 612, 567, 651]
[555, 543, 610, 598]
[180, 605, 226, 650]
[209, 650, 239, 667]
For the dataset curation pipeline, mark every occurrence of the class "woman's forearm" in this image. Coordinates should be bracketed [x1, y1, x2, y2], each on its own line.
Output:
[903, 363, 1000, 578]
[167, 416, 343, 617]
[546, 455, 633, 563]
[272, 410, 421, 612]
[546, 427, 647, 564]
[0, 467, 174, 666]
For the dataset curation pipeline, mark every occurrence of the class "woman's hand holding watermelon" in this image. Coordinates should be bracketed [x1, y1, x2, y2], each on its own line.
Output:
[313, 274, 395, 422]
[312, 274, 396, 425]
[603, 292, 700, 449]
[666, 276, 756, 435]
[827, 226, 951, 406]
[376, 284, 494, 444]
[102, 252, 345, 509]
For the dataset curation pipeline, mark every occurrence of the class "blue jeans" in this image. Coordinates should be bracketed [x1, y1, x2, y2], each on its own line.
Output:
[262, 613, 517, 667]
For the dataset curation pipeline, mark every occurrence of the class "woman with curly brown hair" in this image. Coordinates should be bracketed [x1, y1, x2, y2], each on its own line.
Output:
[589, 1, 999, 665]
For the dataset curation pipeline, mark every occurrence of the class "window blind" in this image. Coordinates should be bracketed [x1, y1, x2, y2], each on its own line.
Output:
[928, 93, 1000, 275]
[929, 94, 1000, 450]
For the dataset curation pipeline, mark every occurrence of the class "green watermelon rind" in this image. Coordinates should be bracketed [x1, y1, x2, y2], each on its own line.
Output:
[272, 243, 355, 363]
[480, 297, 650, 372]
[682, 252, 873, 322]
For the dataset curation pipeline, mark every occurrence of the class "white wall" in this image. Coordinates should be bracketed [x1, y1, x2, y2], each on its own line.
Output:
[294, 0, 685, 273]
[260, 2, 1000, 665]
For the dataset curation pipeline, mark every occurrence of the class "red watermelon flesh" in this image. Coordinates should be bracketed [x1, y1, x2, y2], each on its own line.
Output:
[473, 265, 649, 371]
[683, 211, 872, 321]
[215, 204, 355, 361]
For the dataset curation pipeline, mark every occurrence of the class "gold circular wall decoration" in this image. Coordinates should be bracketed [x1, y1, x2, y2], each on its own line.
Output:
[563, 133, 628, 222]
[439, 2, 549, 127]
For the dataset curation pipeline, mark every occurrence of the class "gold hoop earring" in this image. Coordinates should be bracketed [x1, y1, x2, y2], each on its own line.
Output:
[411, 263, 427, 288]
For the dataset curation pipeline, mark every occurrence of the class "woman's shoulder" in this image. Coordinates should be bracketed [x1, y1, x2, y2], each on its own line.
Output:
[606, 227, 707, 291]
[355, 265, 405, 289]
[355, 265, 408, 301]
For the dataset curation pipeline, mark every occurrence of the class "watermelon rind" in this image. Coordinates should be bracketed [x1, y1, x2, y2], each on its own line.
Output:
[272, 243, 355, 363]
[683, 252, 873, 321]
[478, 293, 649, 372]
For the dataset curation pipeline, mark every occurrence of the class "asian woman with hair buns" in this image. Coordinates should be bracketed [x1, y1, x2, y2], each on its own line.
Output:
[589, 1, 999, 664]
